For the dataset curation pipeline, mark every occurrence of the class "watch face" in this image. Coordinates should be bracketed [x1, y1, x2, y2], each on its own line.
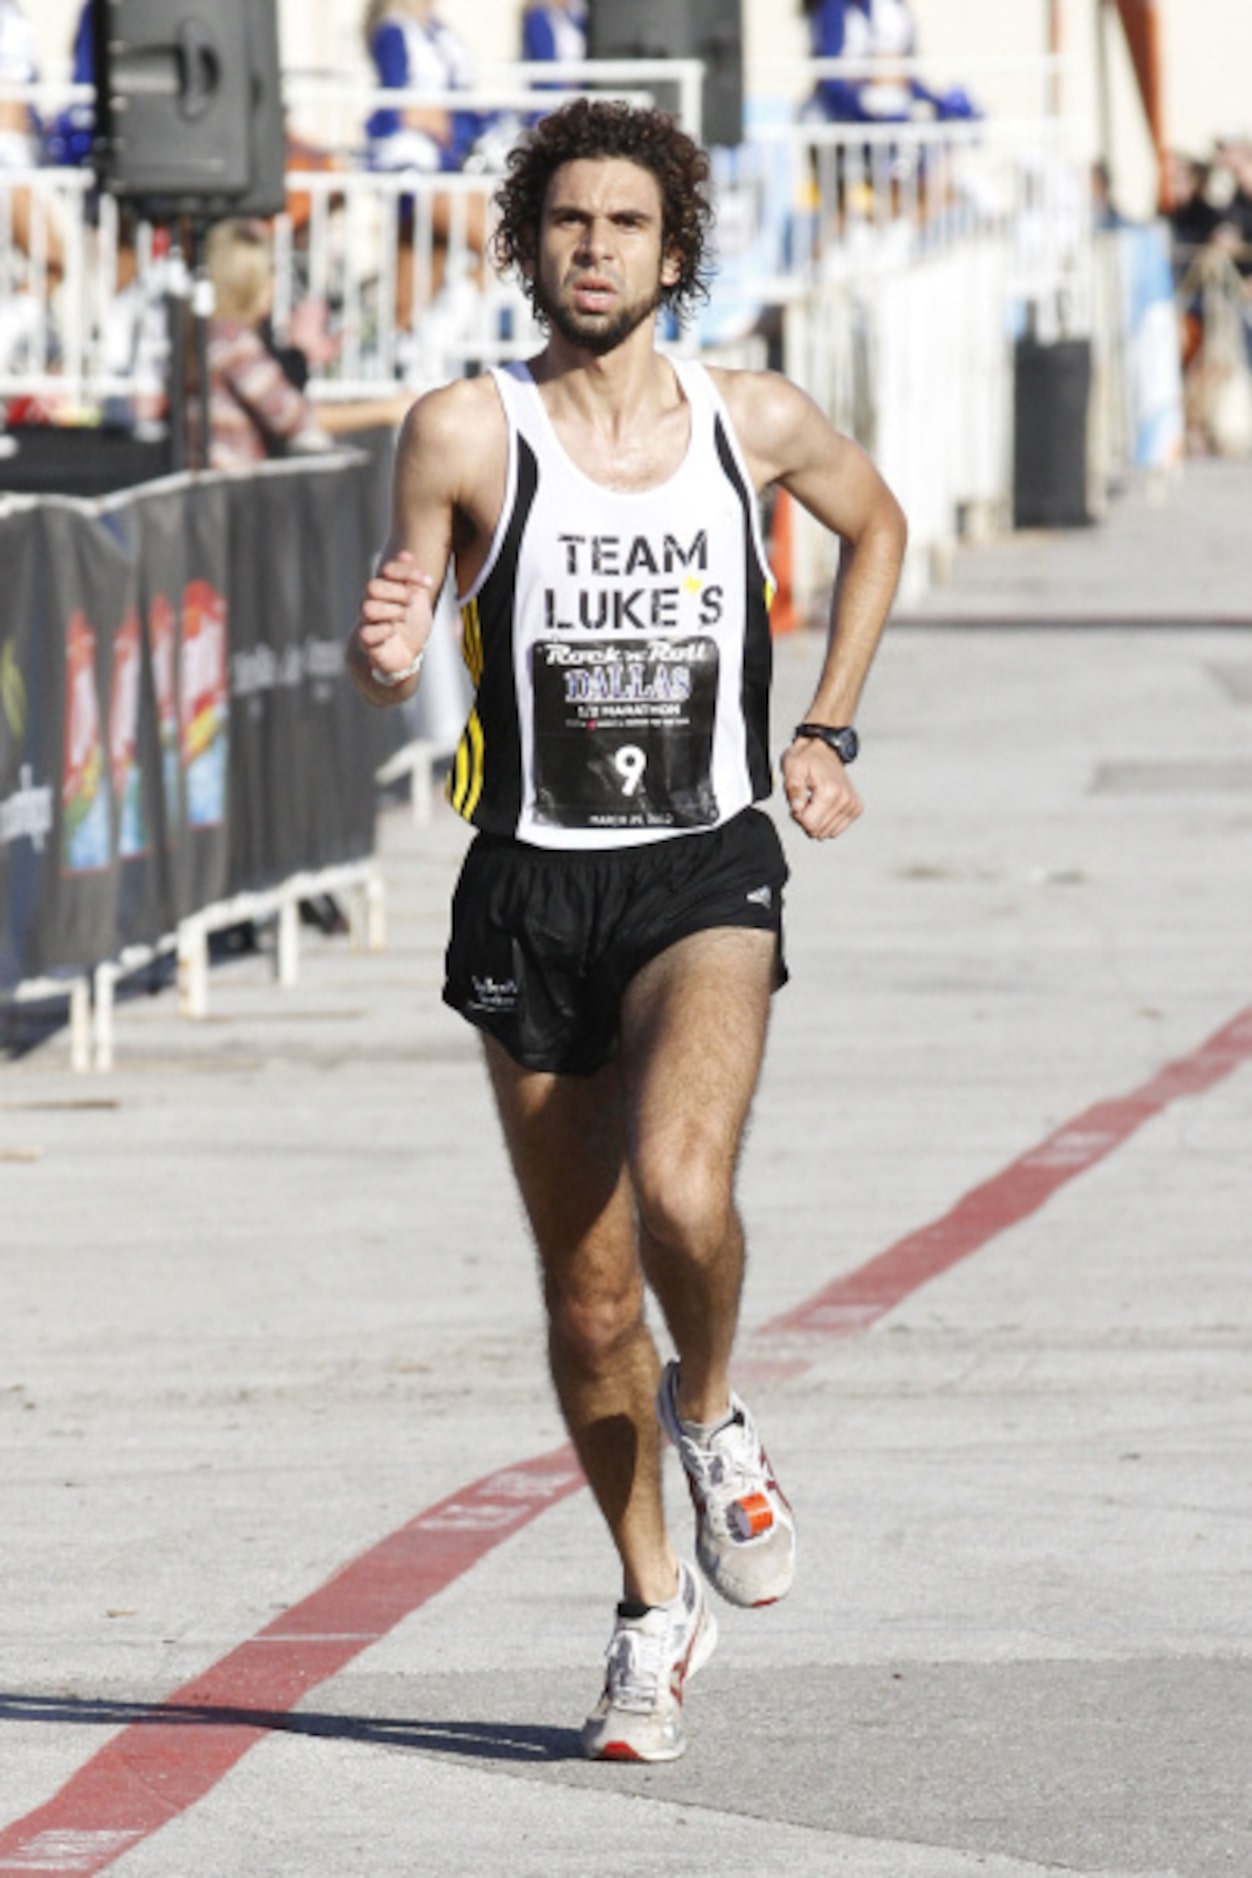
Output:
[794, 722, 859, 762]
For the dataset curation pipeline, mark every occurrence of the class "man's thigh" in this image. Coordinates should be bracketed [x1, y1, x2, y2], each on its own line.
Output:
[483, 1038, 639, 1285]
[620, 926, 776, 1176]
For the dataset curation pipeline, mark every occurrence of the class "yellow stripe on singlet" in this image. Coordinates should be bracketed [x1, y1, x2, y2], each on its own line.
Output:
[448, 601, 486, 818]
[450, 733, 469, 813]
[460, 597, 484, 685]
[449, 708, 485, 819]
[462, 709, 485, 818]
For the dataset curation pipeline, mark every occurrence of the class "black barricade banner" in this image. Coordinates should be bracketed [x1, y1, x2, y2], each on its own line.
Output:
[100, 502, 170, 957]
[226, 468, 303, 892]
[179, 479, 233, 920]
[299, 462, 380, 870]
[227, 460, 388, 893]
[0, 507, 56, 988]
[1, 453, 385, 994]
[132, 477, 232, 923]
[40, 501, 132, 974]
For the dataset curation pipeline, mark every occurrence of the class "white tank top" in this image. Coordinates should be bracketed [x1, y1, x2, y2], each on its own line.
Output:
[449, 357, 778, 850]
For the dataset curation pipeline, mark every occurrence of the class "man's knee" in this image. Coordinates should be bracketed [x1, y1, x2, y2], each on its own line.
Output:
[634, 1148, 734, 1265]
[545, 1270, 646, 1372]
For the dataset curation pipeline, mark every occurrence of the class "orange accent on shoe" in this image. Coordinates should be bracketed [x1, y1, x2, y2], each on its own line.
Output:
[729, 1492, 775, 1539]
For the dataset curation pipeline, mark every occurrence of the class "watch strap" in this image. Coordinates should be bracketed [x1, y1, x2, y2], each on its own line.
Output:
[793, 721, 859, 762]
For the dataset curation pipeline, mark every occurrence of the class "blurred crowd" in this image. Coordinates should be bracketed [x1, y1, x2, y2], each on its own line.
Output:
[1165, 135, 1252, 456]
[6, 0, 1243, 466]
[0, 0, 589, 465]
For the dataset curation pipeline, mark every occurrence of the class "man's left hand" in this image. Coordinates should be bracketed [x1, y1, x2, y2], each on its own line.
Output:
[781, 737, 863, 841]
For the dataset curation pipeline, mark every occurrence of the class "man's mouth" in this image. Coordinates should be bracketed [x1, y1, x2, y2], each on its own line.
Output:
[570, 276, 616, 312]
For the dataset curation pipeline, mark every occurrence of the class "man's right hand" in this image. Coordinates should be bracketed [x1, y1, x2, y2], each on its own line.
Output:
[350, 548, 435, 694]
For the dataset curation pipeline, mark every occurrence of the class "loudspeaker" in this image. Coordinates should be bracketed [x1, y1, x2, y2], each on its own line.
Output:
[93, 0, 285, 219]
[231, 0, 285, 220]
[587, 0, 743, 149]
[1013, 337, 1093, 529]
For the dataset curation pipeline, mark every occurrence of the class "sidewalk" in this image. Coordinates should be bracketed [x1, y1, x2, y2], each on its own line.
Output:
[897, 458, 1252, 624]
[1, 463, 1250, 1877]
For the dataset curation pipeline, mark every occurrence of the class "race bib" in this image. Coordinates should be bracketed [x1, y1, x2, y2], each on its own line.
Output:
[531, 636, 719, 831]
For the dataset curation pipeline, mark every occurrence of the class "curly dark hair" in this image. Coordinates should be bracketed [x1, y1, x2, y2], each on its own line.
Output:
[491, 99, 715, 325]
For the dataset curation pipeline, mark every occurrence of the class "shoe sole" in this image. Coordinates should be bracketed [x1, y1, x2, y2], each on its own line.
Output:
[591, 1735, 686, 1763]
[701, 1546, 795, 1608]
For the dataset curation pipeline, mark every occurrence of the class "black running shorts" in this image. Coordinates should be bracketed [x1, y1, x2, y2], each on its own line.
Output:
[442, 807, 789, 1076]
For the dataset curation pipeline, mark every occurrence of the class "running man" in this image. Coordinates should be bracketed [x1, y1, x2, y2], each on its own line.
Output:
[347, 98, 906, 1761]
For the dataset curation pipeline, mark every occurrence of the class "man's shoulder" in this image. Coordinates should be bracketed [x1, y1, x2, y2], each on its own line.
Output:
[704, 364, 818, 441]
[395, 374, 508, 509]
[402, 373, 505, 455]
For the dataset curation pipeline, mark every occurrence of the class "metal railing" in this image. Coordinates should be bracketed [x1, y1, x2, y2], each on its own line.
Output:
[1, 56, 1107, 606]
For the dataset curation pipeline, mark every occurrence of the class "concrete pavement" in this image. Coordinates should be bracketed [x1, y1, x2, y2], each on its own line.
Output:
[1, 460, 1250, 1876]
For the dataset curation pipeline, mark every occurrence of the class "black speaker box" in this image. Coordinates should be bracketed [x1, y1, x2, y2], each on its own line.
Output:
[93, 0, 285, 219]
[1013, 337, 1093, 529]
[588, 0, 743, 149]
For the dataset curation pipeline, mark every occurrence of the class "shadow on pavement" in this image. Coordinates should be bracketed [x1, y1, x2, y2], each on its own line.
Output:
[0, 1692, 579, 1764]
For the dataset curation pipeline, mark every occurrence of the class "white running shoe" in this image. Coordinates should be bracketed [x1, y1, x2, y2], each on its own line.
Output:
[581, 1559, 718, 1762]
[657, 1360, 797, 1608]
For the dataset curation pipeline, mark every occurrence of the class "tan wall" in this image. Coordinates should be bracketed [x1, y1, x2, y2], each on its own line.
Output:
[28, 0, 1252, 218]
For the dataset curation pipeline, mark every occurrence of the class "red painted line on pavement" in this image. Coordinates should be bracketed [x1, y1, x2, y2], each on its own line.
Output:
[762, 1005, 1252, 1340]
[3, 1004, 1250, 1871]
[0, 1447, 582, 1877]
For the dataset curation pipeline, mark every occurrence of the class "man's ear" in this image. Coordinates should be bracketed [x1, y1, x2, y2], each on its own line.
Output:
[660, 248, 681, 289]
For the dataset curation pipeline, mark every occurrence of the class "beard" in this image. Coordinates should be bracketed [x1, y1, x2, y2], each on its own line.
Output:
[535, 273, 663, 357]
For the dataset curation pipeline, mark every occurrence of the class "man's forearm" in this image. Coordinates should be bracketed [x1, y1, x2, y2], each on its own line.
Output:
[802, 515, 906, 724]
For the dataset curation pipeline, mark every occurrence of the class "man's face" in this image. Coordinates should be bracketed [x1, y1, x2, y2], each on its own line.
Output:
[531, 157, 681, 356]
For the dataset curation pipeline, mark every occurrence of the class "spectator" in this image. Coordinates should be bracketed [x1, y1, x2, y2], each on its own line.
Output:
[1212, 136, 1252, 272]
[1165, 150, 1224, 276]
[197, 220, 334, 471]
[363, 0, 490, 332]
[521, 0, 588, 74]
[0, 0, 64, 373]
[43, 0, 93, 168]
[1090, 157, 1128, 232]
[802, 0, 976, 130]
[800, 0, 977, 231]
[1210, 137, 1252, 374]
[0, 0, 36, 166]
[197, 220, 410, 471]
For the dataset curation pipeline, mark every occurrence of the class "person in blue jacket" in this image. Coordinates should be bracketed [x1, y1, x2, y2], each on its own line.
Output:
[364, 0, 487, 177]
[521, 0, 588, 74]
[803, 0, 976, 129]
[42, 0, 93, 166]
[801, 0, 978, 223]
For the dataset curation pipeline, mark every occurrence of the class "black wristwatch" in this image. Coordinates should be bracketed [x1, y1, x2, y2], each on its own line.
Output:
[793, 722, 859, 764]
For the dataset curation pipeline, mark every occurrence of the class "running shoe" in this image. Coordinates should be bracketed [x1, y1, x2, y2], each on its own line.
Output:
[657, 1359, 796, 1607]
[581, 1559, 718, 1762]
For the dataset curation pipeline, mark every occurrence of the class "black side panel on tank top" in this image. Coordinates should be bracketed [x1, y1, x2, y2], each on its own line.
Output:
[713, 418, 774, 799]
[468, 436, 540, 832]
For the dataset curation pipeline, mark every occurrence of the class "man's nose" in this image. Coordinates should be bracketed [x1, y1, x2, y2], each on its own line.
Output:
[576, 217, 611, 259]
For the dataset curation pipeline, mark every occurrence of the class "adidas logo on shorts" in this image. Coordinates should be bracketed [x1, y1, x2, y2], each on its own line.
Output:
[745, 885, 772, 909]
